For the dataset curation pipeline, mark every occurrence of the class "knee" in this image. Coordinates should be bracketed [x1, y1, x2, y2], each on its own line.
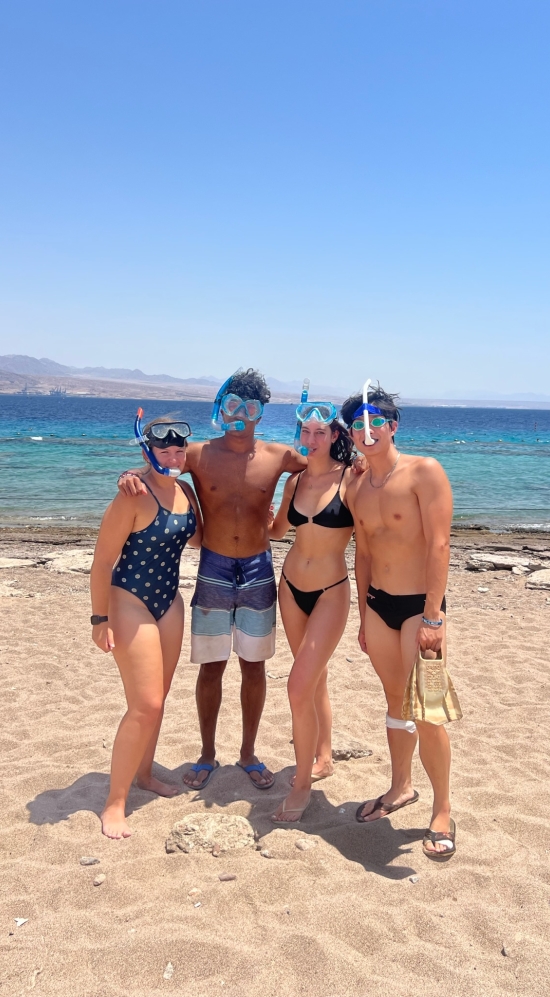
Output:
[287, 673, 311, 712]
[384, 687, 407, 714]
[199, 661, 226, 685]
[131, 697, 163, 726]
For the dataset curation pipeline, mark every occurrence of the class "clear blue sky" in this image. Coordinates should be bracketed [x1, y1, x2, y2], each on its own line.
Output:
[0, 1, 548, 397]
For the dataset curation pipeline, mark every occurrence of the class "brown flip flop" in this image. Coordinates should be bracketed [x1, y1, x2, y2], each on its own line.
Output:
[355, 790, 419, 824]
[422, 818, 456, 860]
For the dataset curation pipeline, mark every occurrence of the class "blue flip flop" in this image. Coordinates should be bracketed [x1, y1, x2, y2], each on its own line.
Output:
[236, 761, 275, 790]
[186, 760, 219, 789]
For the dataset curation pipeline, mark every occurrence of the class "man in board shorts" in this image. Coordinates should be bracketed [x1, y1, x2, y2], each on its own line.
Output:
[119, 369, 307, 790]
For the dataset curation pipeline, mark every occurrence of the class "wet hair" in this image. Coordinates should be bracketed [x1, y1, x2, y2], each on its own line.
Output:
[329, 420, 354, 466]
[225, 368, 271, 404]
[341, 384, 401, 435]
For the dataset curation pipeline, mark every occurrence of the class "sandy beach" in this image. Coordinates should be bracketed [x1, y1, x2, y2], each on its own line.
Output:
[2, 526, 550, 997]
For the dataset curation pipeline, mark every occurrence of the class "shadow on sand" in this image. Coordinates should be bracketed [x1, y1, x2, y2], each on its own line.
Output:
[27, 761, 424, 879]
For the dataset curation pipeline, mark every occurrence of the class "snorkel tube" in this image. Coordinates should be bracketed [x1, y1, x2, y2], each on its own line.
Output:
[294, 378, 310, 456]
[211, 370, 246, 433]
[362, 379, 375, 446]
[134, 408, 180, 477]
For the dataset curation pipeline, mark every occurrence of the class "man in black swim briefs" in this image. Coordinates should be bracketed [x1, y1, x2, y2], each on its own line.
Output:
[345, 385, 457, 859]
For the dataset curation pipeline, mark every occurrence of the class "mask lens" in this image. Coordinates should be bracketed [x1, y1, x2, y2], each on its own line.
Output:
[370, 416, 387, 428]
[296, 402, 336, 423]
[351, 419, 365, 431]
[244, 399, 262, 419]
[148, 422, 191, 442]
[222, 394, 243, 415]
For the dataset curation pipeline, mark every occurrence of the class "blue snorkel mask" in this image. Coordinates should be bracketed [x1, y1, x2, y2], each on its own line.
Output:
[133, 408, 190, 477]
[211, 370, 264, 433]
[294, 378, 338, 455]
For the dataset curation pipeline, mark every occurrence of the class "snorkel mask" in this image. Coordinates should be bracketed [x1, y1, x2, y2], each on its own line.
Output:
[351, 379, 386, 447]
[211, 370, 264, 433]
[294, 378, 338, 455]
[133, 408, 191, 477]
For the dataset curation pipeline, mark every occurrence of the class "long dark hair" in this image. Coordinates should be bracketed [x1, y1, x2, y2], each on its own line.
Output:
[329, 420, 354, 465]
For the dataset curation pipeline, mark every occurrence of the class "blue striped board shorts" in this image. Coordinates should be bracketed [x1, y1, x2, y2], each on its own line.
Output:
[190, 546, 277, 664]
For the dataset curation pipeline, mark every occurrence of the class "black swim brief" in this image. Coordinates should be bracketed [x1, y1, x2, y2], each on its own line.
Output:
[367, 585, 447, 631]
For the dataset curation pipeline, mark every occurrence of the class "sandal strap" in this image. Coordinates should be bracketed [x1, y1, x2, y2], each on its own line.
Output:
[424, 828, 455, 843]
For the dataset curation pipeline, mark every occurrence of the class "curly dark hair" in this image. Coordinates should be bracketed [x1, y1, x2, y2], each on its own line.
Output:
[341, 384, 401, 434]
[225, 368, 271, 404]
[329, 420, 354, 465]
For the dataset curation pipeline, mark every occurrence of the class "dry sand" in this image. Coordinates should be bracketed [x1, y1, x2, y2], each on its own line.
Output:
[1, 528, 550, 997]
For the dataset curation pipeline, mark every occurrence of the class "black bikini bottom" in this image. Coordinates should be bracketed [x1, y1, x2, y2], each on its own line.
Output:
[367, 585, 447, 631]
[282, 571, 348, 617]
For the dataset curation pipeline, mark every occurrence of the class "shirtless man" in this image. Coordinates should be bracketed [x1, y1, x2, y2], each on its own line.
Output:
[345, 385, 457, 859]
[119, 369, 307, 791]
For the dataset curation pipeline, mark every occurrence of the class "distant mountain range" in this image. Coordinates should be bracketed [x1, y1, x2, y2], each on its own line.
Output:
[0, 355, 549, 406]
[0, 355, 347, 399]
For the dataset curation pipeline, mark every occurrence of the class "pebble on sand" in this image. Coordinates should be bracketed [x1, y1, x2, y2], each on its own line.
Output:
[260, 849, 273, 858]
[93, 874, 106, 886]
[163, 962, 174, 980]
[218, 873, 237, 882]
[409, 875, 420, 884]
[79, 856, 100, 866]
[295, 839, 317, 851]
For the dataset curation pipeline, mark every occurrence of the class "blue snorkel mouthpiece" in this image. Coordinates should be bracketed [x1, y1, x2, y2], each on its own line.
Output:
[134, 408, 181, 477]
[294, 378, 310, 456]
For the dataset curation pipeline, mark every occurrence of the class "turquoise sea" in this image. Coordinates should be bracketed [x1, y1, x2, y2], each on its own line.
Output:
[0, 395, 549, 531]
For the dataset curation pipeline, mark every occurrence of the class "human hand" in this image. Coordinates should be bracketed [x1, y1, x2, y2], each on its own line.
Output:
[92, 623, 115, 653]
[267, 504, 275, 528]
[351, 453, 368, 476]
[117, 470, 147, 496]
[358, 625, 368, 654]
[417, 620, 444, 654]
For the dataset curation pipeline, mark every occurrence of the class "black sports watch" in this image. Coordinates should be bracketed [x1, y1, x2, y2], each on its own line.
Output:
[90, 615, 109, 625]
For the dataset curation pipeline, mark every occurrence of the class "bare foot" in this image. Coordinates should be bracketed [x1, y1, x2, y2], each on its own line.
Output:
[136, 775, 179, 797]
[237, 755, 275, 789]
[356, 788, 418, 823]
[101, 803, 132, 839]
[183, 758, 218, 789]
[271, 788, 311, 823]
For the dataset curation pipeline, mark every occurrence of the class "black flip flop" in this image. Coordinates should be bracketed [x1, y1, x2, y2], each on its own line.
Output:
[355, 790, 419, 824]
[422, 818, 456, 860]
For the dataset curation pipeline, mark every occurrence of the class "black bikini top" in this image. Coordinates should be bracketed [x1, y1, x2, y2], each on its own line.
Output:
[288, 469, 354, 530]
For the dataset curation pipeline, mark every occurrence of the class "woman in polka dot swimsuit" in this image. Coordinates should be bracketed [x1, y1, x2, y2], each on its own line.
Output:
[90, 421, 202, 839]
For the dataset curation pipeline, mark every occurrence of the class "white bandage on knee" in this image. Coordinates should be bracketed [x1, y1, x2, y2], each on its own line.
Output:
[386, 713, 417, 734]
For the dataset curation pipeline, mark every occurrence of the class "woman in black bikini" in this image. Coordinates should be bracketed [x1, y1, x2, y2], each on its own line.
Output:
[90, 415, 202, 839]
[269, 405, 354, 822]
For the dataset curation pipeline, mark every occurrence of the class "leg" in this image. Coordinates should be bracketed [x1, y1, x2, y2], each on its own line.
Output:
[183, 658, 228, 787]
[273, 580, 350, 821]
[237, 657, 274, 787]
[136, 594, 185, 797]
[357, 606, 418, 821]
[312, 665, 334, 779]
[102, 592, 166, 838]
[401, 614, 452, 853]
[280, 578, 334, 784]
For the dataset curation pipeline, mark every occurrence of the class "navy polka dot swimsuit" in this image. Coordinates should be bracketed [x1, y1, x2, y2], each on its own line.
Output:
[112, 481, 196, 621]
